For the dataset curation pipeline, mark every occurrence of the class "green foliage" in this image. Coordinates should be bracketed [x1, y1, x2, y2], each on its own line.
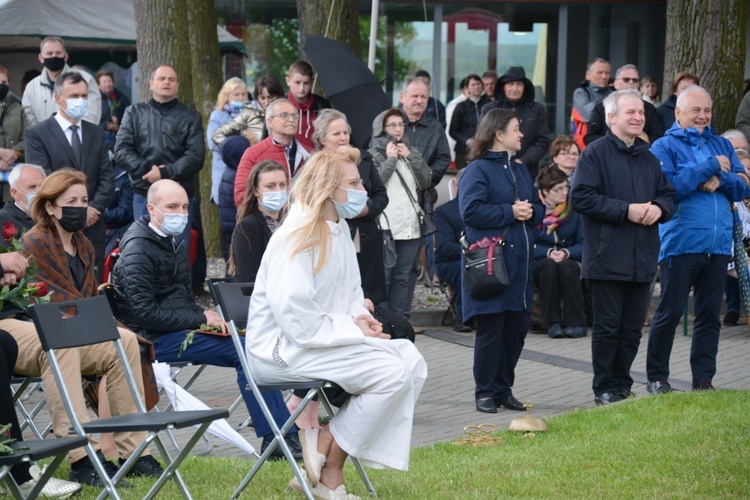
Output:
[248, 18, 300, 84]
[359, 16, 417, 83]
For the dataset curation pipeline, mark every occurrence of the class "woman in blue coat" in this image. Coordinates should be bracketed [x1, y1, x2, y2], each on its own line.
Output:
[459, 109, 544, 414]
[534, 165, 586, 339]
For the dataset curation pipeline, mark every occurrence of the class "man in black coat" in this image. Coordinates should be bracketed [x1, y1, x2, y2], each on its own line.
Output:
[584, 64, 664, 146]
[449, 74, 489, 169]
[570, 89, 675, 407]
[481, 66, 550, 178]
[24, 71, 114, 280]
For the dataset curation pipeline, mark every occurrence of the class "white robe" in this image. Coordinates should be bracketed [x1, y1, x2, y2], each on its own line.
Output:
[247, 209, 427, 470]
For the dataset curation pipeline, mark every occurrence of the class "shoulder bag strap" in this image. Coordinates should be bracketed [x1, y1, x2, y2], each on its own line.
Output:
[393, 168, 424, 220]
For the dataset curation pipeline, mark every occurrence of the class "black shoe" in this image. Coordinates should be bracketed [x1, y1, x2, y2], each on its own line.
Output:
[564, 326, 587, 338]
[616, 389, 636, 400]
[119, 455, 164, 478]
[475, 398, 497, 413]
[547, 323, 564, 339]
[723, 310, 739, 326]
[68, 452, 131, 488]
[647, 380, 672, 394]
[261, 433, 303, 461]
[494, 395, 525, 411]
[693, 380, 715, 391]
[453, 318, 471, 333]
[594, 392, 623, 406]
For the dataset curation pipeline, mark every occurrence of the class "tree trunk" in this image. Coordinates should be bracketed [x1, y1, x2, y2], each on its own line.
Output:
[663, 0, 747, 132]
[187, 0, 223, 258]
[133, 0, 194, 107]
[297, 0, 361, 95]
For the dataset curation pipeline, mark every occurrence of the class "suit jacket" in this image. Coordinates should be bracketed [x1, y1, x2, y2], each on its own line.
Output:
[24, 115, 115, 242]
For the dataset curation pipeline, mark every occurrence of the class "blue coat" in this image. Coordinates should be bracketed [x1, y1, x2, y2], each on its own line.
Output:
[571, 131, 675, 282]
[218, 159, 238, 234]
[459, 150, 544, 321]
[533, 208, 583, 262]
[207, 107, 239, 203]
[651, 123, 750, 260]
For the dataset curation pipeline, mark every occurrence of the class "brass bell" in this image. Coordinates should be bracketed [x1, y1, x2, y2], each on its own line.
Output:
[508, 403, 548, 432]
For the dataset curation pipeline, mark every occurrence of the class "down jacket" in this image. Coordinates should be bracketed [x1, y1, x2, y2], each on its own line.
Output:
[112, 219, 205, 340]
[651, 123, 750, 261]
[570, 130, 675, 283]
[114, 98, 205, 197]
[459, 150, 545, 321]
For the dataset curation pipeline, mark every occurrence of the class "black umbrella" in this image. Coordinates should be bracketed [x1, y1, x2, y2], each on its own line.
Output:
[303, 35, 390, 149]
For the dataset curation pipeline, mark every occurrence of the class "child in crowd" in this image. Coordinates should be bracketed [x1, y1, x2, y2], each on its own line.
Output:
[285, 61, 330, 151]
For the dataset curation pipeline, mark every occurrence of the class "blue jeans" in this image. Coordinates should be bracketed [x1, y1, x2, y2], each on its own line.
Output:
[133, 193, 192, 255]
[152, 330, 295, 439]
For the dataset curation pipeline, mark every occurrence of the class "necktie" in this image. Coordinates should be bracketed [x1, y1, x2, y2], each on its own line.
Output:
[70, 124, 81, 166]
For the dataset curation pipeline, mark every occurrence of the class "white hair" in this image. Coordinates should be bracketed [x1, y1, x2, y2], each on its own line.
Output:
[721, 129, 747, 142]
[8, 164, 46, 189]
[265, 97, 293, 127]
[675, 85, 712, 109]
[603, 89, 643, 127]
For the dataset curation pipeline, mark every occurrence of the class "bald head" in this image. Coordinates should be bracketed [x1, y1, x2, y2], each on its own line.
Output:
[147, 180, 189, 233]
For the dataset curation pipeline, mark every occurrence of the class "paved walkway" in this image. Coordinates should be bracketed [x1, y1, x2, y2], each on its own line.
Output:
[15, 317, 750, 458]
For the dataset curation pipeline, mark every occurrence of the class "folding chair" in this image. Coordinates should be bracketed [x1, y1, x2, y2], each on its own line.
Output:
[438, 279, 458, 327]
[0, 436, 87, 500]
[10, 375, 52, 441]
[211, 282, 377, 500]
[28, 296, 229, 500]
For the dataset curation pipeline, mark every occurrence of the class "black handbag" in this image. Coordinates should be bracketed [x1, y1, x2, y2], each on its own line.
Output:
[463, 232, 510, 299]
[394, 169, 437, 237]
[377, 213, 397, 269]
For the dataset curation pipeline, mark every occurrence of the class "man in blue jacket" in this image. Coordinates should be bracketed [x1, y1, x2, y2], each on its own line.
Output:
[646, 86, 750, 393]
[571, 89, 675, 406]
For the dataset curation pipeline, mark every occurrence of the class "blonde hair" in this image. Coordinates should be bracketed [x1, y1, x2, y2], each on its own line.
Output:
[286, 147, 361, 273]
[215, 77, 248, 111]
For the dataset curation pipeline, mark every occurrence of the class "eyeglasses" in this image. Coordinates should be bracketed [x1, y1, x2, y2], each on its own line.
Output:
[618, 77, 639, 84]
[736, 148, 749, 158]
[550, 185, 569, 195]
[272, 112, 300, 121]
[385, 123, 406, 129]
[559, 152, 579, 157]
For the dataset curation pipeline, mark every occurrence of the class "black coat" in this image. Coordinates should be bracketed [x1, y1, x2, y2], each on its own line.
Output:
[656, 96, 677, 132]
[449, 95, 490, 154]
[231, 208, 272, 284]
[114, 98, 205, 197]
[347, 150, 389, 304]
[570, 130, 676, 283]
[102, 165, 134, 255]
[0, 201, 34, 233]
[24, 115, 114, 246]
[112, 219, 205, 340]
[584, 99, 664, 146]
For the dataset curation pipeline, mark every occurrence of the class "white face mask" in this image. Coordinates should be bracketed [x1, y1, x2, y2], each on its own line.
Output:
[259, 190, 288, 213]
[64, 97, 89, 120]
[332, 187, 368, 219]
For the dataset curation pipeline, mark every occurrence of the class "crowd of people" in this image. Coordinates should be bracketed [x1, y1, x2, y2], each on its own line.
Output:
[1, 34, 750, 498]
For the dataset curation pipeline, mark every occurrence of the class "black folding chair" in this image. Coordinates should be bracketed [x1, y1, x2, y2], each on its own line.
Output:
[211, 282, 377, 500]
[28, 296, 229, 500]
[0, 437, 87, 499]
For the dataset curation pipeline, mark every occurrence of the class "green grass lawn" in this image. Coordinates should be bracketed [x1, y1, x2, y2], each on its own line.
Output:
[60, 390, 750, 498]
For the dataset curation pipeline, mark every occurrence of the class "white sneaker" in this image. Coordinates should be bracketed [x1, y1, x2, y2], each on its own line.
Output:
[17, 464, 82, 498]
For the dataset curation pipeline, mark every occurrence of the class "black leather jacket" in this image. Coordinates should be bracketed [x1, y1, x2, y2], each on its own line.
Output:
[114, 98, 205, 197]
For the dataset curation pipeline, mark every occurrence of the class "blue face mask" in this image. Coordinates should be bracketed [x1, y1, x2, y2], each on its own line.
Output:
[26, 192, 36, 209]
[154, 207, 188, 236]
[259, 190, 287, 213]
[229, 101, 245, 112]
[333, 187, 368, 220]
[64, 98, 88, 120]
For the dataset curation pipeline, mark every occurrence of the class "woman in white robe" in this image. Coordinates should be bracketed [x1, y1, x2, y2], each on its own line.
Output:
[246, 147, 427, 498]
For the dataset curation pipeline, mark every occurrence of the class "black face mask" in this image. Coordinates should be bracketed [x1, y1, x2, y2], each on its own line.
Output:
[0, 84, 8, 101]
[43, 57, 66, 72]
[56, 206, 87, 233]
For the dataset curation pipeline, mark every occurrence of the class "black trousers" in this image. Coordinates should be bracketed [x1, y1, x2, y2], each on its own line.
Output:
[647, 254, 729, 386]
[473, 311, 529, 400]
[589, 280, 650, 396]
[0, 330, 33, 484]
[533, 258, 587, 327]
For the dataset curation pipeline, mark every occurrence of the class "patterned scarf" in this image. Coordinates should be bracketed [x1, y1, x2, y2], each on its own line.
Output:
[538, 196, 572, 235]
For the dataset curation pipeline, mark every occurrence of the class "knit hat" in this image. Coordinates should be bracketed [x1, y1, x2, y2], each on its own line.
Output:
[221, 135, 251, 170]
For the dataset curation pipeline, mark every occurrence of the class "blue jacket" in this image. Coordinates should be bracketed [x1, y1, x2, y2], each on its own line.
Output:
[435, 197, 463, 264]
[533, 208, 583, 262]
[571, 131, 675, 282]
[459, 151, 544, 320]
[651, 123, 750, 260]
